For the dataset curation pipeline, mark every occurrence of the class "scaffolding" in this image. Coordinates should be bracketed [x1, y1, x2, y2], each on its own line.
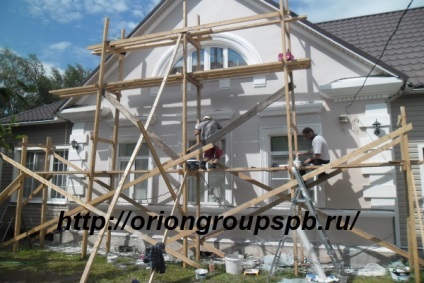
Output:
[0, 0, 423, 282]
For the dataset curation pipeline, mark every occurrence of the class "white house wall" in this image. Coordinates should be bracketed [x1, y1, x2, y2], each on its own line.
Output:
[64, 0, 402, 248]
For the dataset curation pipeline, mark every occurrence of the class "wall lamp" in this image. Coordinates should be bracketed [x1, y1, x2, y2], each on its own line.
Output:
[71, 139, 79, 150]
[373, 119, 381, 136]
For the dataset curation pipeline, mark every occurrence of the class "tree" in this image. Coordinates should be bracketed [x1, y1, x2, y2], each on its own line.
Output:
[0, 117, 22, 152]
[0, 48, 91, 117]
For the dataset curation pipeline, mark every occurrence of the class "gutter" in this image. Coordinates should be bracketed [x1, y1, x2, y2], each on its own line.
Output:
[5, 117, 68, 126]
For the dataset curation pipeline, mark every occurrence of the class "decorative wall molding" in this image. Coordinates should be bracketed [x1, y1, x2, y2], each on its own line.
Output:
[319, 77, 403, 102]
[258, 101, 324, 117]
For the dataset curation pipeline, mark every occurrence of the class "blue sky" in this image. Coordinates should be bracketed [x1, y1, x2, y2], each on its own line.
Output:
[1, 0, 423, 73]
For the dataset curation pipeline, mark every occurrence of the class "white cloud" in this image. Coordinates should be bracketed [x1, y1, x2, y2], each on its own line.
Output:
[49, 42, 72, 51]
[84, 0, 129, 14]
[24, 0, 82, 24]
[23, 0, 147, 24]
[291, 0, 424, 22]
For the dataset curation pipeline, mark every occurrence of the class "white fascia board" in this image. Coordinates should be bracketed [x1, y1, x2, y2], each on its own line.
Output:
[319, 77, 404, 102]
[58, 105, 112, 122]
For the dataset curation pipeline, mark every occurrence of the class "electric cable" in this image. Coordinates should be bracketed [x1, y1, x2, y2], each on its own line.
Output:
[344, 0, 414, 116]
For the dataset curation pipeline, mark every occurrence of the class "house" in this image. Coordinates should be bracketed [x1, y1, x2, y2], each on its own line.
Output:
[1, 0, 422, 266]
[316, 6, 424, 251]
[0, 100, 71, 235]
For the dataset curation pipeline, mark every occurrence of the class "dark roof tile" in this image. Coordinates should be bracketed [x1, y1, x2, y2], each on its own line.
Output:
[0, 100, 68, 124]
[317, 7, 424, 86]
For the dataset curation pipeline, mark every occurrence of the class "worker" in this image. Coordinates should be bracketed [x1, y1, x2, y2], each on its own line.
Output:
[194, 115, 223, 169]
[297, 127, 330, 176]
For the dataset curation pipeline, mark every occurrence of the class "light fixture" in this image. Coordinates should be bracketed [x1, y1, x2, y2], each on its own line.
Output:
[338, 115, 350, 123]
[373, 119, 381, 136]
[71, 139, 79, 150]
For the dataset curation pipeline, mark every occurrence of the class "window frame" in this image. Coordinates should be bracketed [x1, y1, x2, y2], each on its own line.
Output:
[116, 141, 153, 204]
[260, 125, 325, 208]
[171, 46, 247, 74]
[12, 146, 69, 205]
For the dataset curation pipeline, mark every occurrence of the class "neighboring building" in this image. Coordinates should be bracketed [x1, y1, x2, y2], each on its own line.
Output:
[1, 1, 422, 263]
[0, 100, 71, 234]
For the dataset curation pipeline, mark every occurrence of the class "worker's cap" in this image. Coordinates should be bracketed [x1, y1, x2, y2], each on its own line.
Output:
[203, 115, 212, 120]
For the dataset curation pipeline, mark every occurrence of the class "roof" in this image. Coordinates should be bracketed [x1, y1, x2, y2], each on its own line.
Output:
[0, 99, 68, 125]
[262, 0, 408, 81]
[316, 7, 424, 88]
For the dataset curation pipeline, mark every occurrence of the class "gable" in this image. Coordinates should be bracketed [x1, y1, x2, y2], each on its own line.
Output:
[63, 0, 407, 109]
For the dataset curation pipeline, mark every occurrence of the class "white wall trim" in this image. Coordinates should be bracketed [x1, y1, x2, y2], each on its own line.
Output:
[258, 101, 324, 117]
[152, 32, 262, 77]
[319, 77, 403, 102]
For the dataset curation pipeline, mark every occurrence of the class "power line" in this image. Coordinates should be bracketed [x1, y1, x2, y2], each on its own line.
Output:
[345, 0, 414, 115]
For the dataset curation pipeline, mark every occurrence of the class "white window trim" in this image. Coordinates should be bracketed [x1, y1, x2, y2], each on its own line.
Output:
[115, 137, 154, 204]
[260, 124, 325, 208]
[152, 33, 262, 77]
[12, 146, 69, 205]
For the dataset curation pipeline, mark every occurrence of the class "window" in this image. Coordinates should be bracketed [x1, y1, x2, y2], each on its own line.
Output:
[192, 48, 205, 71]
[270, 136, 311, 190]
[187, 140, 229, 204]
[118, 143, 150, 202]
[15, 149, 68, 203]
[171, 47, 247, 74]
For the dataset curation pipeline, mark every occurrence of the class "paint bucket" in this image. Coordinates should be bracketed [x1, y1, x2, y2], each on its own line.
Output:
[225, 255, 243, 275]
[389, 267, 410, 282]
[195, 268, 208, 280]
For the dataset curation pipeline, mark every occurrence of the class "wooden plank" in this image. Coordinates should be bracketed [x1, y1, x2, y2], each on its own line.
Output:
[40, 137, 52, 247]
[51, 60, 310, 98]
[97, 137, 114, 145]
[103, 92, 178, 201]
[169, 125, 413, 242]
[81, 17, 110, 261]
[23, 175, 53, 206]
[188, 85, 290, 153]
[0, 150, 205, 269]
[87, 12, 281, 51]
[0, 174, 24, 203]
[181, 5, 190, 268]
[13, 136, 27, 252]
[399, 107, 420, 281]
[106, 28, 126, 254]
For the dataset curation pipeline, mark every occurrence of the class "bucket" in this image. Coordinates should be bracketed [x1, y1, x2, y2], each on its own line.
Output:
[225, 256, 243, 275]
[195, 268, 208, 280]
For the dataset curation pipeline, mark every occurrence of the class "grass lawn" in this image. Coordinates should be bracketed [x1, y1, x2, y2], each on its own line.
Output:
[0, 248, 420, 282]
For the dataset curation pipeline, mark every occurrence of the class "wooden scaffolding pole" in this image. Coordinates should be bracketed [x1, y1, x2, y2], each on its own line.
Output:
[399, 106, 420, 282]
[13, 135, 27, 252]
[106, 28, 125, 253]
[148, 172, 189, 283]
[279, 0, 299, 274]
[79, 32, 185, 282]
[195, 13, 203, 262]
[181, 0, 189, 268]
[39, 137, 52, 247]
[81, 17, 109, 259]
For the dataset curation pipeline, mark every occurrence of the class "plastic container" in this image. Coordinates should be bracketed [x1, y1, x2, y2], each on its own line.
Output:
[208, 259, 215, 275]
[294, 157, 301, 167]
[195, 268, 208, 280]
[389, 267, 410, 282]
[225, 255, 243, 275]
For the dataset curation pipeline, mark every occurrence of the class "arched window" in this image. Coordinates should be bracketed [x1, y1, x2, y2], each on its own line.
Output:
[171, 46, 247, 74]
